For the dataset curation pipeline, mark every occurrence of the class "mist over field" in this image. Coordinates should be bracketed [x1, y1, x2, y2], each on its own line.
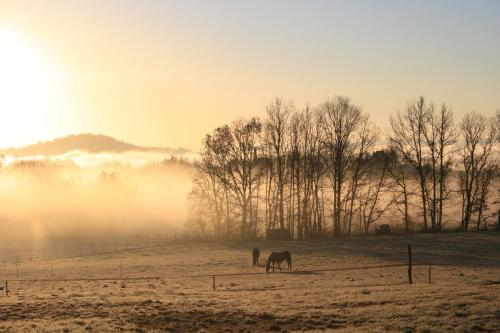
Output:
[0, 153, 193, 241]
[1, 2, 499, 332]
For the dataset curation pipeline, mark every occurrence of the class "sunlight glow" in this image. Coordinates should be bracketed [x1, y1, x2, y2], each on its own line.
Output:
[0, 27, 65, 147]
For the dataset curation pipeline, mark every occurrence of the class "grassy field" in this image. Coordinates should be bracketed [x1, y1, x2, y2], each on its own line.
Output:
[0, 232, 499, 332]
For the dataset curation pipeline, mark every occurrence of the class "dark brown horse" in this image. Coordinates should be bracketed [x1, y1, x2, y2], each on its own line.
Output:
[266, 251, 292, 273]
[252, 248, 260, 266]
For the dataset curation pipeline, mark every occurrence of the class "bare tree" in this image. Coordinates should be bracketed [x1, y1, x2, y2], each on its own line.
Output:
[200, 118, 262, 238]
[357, 156, 393, 235]
[289, 110, 303, 238]
[319, 96, 366, 237]
[263, 98, 292, 232]
[495, 110, 500, 143]
[423, 103, 456, 231]
[390, 97, 431, 232]
[474, 164, 498, 230]
[387, 149, 413, 233]
[187, 169, 226, 239]
[458, 111, 496, 231]
[344, 120, 379, 236]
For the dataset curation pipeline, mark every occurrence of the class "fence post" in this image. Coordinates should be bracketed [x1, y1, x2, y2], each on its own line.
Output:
[379, 257, 382, 277]
[428, 265, 431, 283]
[212, 275, 216, 291]
[407, 244, 412, 284]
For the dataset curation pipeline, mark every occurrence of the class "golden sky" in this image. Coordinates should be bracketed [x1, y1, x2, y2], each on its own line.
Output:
[0, 1, 499, 150]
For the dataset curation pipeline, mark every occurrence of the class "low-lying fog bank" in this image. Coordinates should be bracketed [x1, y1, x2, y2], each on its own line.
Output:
[0, 155, 193, 242]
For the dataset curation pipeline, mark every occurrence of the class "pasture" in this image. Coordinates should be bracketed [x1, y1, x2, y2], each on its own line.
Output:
[0, 232, 499, 332]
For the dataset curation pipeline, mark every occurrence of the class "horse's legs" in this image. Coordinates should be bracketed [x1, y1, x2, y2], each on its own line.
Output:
[278, 262, 282, 271]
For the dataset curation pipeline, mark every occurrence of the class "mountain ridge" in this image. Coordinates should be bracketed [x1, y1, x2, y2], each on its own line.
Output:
[0, 134, 193, 157]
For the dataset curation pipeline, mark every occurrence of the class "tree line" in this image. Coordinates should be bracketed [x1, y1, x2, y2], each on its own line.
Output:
[188, 96, 500, 239]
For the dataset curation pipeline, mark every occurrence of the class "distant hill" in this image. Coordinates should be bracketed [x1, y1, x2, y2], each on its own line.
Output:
[0, 134, 193, 157]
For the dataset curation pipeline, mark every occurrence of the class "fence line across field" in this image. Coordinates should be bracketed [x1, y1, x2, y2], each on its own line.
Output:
[0, 231, 200, 266]
[1, 241, 176, 266]
[159, 260, 500, 281]
[0, 263, 422, 296]
[1, 276, 161, 296]
[188, 263, 408, 278]
[1, 261, 498, 296]
[3, 259, 497, 281]
[8, 276, 162, 283]
[3, 243, 500, 295]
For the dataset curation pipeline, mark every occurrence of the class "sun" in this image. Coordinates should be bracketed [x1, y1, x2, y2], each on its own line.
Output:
[0, 27, 61, 147]
[0, 28, 51, 107]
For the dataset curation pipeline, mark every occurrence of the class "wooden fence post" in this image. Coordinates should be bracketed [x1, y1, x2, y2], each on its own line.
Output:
[407, 244, 412, 284]
[379, 257, 382, 277]
[212, 275, 216, 291]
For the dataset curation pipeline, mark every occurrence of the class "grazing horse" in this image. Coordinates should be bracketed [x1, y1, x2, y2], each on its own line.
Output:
[266, 251, 292, 273]
[252, 248, 260, 266]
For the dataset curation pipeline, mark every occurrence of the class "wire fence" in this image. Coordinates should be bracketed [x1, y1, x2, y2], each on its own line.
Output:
[0, 237, 181, 266]
[1, 243, 500, 296]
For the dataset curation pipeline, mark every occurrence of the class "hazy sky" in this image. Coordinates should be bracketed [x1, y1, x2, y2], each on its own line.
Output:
[0, 0, 499, 150]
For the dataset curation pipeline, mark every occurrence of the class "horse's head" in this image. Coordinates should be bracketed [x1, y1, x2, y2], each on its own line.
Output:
[265, 253, 274, 273]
